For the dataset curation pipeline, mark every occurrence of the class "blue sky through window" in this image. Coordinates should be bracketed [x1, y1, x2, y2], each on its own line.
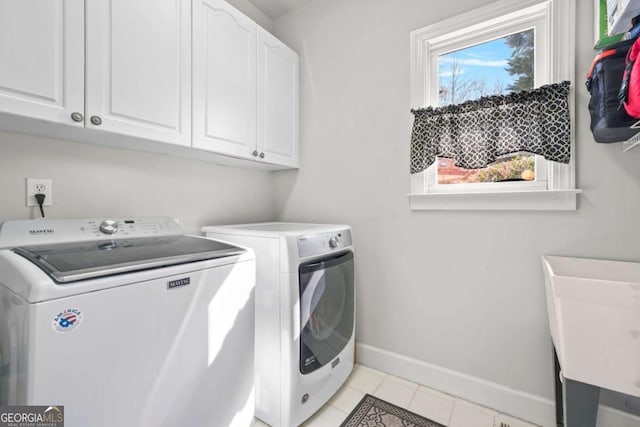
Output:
[437, 35, 525, 105]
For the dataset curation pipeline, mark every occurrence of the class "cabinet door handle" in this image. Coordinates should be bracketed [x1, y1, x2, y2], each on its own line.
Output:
[90, 116, 103, 126]
[70, 112, 84, 122]
[252, 150, 259, 157]
[259, 152, 265, 159]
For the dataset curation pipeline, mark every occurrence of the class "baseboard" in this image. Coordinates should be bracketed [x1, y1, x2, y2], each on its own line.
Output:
[356, 343, 640, 427]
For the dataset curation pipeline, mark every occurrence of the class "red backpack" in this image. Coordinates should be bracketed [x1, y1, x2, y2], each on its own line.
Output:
[619, 38, 640, 118]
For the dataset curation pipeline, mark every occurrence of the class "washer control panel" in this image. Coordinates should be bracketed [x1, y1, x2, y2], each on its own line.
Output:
[0, 217, 183, 248]
[298, 229, 352, 258]
[88, 219, 166, 238]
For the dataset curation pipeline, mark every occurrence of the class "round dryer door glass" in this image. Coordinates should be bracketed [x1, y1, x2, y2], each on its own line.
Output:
[299, 251, 354, 374]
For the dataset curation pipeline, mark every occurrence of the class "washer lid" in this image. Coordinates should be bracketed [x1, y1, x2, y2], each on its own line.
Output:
[12, 235, 245, 283]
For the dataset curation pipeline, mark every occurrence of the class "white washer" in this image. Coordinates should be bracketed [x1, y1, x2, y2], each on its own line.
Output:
[0, 217, 256, 427]
[202, 223, 355, 427]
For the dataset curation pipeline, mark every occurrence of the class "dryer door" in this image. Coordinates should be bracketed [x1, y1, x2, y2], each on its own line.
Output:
[299, 251, 354, 374]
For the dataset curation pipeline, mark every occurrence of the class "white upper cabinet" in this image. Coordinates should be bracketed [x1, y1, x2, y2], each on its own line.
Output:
[257, 28, 299, 168]
[85, 0, 191, 146]
[0, 0, 298, 169]
[193, 1, 299, 168]
[192, 0, 257, 158]
[0, 0, 84, 126]
[0, 0, 190, 145]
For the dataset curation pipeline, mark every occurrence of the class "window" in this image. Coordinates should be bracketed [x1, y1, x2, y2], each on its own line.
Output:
[437, 30, 536, 185]
[410, 0, 579, 210]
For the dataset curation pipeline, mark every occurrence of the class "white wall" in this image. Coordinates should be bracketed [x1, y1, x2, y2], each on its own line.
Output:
[272, 0, 640, 424]
[0, 131, 276, 234]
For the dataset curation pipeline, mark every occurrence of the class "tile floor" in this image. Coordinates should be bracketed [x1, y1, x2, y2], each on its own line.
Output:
[252, 365, 540, 427]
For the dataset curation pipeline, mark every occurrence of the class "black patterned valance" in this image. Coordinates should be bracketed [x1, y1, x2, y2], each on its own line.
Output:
[410, 81, 571, 174]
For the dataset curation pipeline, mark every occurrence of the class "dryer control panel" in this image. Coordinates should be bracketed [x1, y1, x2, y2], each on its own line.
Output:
[297, 229, 352, 258]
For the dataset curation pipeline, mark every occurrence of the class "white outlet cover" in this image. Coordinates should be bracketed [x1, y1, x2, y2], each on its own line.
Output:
[26, 178, 53, 207]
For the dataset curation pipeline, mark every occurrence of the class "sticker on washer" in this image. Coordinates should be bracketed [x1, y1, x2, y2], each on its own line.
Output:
[52, 308, 82, 333]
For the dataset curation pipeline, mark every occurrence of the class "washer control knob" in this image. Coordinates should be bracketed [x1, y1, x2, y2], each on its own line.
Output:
[99, 220, 119, 235]
[329, 236, 339, 248]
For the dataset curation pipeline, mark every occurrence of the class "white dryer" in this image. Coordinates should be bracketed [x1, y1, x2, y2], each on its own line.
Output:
[0, 217, 256, 427]
[202, 223, 355, 427]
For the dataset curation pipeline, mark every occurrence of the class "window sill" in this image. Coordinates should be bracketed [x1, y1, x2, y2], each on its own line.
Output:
[409, 189, 582, 211]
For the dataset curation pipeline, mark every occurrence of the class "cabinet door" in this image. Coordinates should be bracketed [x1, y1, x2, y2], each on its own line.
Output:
[192, 0, 257, 158]
[257, 28, 299, 168]
[85, 0, 191, 146]
[0, 0, 84, 126]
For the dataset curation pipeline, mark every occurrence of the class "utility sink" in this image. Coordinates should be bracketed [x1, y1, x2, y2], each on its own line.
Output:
[542, 255, 640, 398]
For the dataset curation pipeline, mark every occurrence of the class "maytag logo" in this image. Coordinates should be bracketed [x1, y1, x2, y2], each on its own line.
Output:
[331, 357, 340, 369]
[167, 277, 190, 289]
[29, 229, 54, 235]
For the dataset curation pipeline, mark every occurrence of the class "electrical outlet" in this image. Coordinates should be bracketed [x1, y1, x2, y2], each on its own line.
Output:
[26, 178, 53, 207]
